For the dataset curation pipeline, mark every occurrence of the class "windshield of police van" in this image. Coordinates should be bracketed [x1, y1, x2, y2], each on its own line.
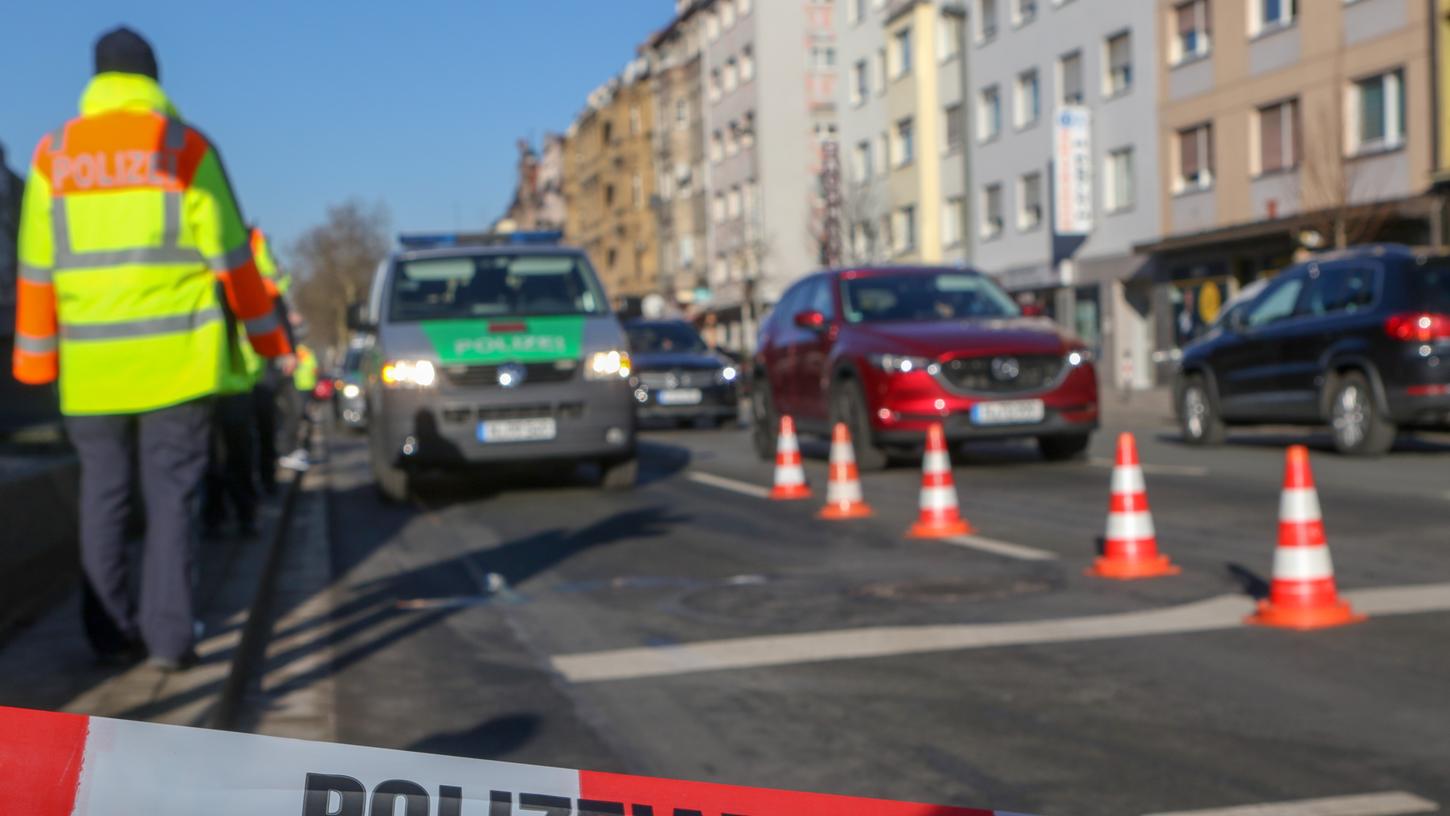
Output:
[627, 322, 709, 354]
[842, 273, 1020, 323]
[389, 254, 609, 321]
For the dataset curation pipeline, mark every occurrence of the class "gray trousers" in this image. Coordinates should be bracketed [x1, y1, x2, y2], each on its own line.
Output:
[65, 399, 211, 660]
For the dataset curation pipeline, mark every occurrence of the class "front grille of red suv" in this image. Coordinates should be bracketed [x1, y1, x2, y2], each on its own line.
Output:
[938, 354, 1065, 394]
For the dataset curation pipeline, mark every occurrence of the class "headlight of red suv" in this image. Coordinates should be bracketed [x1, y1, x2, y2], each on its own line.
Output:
[869, 354, 938, 374]
[1066, 348, 1095, 367]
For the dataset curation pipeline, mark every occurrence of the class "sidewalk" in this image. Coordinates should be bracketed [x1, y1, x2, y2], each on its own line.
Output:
[0, 427, 328, 731]
[1098, 385, 1176, 430]
[0, 438, 79, 637]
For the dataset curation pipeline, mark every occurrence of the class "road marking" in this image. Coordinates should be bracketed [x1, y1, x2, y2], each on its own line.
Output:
[1091, 458, 1210, 477]
[551, 581, 1450, 683]
[945, 534, 1057, 561]
[686, 471, 773, 499]
[1141, 790, 1439, 816]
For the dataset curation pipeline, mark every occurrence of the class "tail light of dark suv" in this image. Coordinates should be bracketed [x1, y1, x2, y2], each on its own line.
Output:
[1384, 313, 1450, 343]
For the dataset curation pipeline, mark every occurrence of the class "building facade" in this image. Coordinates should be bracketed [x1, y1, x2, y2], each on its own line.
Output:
[967, 0, 1162, 389]
[563, 59, 661, 305]
[1144, 0, 1437, 381]
[838, 0, 893, 264]
[647, 5, 711, 309]
[695, 0, 839, 351]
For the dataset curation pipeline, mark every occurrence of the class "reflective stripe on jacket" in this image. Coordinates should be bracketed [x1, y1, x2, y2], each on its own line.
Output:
[12, 73, 291, 414]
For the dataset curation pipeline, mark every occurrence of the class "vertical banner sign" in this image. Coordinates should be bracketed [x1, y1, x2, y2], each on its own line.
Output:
[1054, 106, 1093, 235]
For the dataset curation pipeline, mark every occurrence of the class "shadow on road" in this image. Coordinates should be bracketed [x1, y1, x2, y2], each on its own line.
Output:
[1226, 562, 1270, 600]
[407, 713, 542, 760]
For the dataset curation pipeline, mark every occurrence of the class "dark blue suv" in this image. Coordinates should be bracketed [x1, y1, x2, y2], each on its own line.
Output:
[1176, 245, 1450, 456]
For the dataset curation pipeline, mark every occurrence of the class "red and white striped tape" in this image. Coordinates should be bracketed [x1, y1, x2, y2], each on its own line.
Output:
[0, 706, 1028, 815]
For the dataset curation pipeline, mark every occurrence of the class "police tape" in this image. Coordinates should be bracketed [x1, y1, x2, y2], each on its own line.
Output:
[1, 705, 1031, 815]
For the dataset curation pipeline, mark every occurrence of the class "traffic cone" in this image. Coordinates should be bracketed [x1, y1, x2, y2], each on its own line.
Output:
[769, 415, 811, 501]
[908, 423, 973, 538]
[819, 422, 873, 519]
[1246, 445, 1365, 630]
[1087, 433, 1180, 579]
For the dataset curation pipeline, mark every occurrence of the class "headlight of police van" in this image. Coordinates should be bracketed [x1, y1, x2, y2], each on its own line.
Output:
[586, 350, 632, 380]
[717, 365, 739, 385]
[1066, 348, 1095, 367]
[381, 359, 436, 389]
[342, 383, 361, 399]
[869, 353, 937, 375]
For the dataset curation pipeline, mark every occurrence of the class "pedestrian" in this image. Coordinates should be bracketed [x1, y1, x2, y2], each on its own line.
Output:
[278, 341, 317, 470]
[11, 27, 291, 670]
[249, 226, 294, 494]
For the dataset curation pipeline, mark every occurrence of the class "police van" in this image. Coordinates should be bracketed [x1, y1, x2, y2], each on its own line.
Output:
[357, 232, 636, 501]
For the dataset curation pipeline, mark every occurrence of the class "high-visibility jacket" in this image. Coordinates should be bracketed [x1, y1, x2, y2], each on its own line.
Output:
[251, 227, 290, 297]
[293, 344, 318, 392]
[221, 227, 290, 394]
[12, 73, 291, 415]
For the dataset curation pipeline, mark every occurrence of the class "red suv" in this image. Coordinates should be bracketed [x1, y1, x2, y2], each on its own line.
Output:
[751, 267, 1099, 468]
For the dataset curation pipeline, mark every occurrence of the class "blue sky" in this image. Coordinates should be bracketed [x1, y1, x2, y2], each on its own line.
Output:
[1, 1, 672, 253]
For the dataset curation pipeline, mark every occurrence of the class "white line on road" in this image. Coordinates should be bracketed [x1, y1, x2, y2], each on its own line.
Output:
[1141, 790, 1439, 816]
[945, 534, 1057, 561]
[550, 582, 1450, 683]
[1090, 458, 1210, 477]
[685, 471, 773, 499]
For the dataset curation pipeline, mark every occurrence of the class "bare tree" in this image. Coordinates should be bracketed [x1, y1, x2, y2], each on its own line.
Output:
[290, 200, 390, 354]
[836, 181, 889, 265]
[1298, 56, 1396, 249]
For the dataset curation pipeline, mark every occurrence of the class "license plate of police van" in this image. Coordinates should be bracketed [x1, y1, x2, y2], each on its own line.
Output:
[657, 388, 703, 406]
[970, 400, 1045, 425]
[477, 418, 557, 443]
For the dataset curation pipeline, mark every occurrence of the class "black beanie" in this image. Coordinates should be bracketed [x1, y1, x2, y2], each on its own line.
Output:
[94, 27, 159, 80]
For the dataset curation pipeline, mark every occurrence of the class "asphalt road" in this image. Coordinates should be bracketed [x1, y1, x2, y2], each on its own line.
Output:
[316, 415, 1450, 816]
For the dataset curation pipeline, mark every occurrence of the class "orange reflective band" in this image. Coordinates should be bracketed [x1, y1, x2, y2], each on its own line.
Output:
[15, 279, 57, 337]
[13, 347, 59, 384]
[248, 328, 291, 358]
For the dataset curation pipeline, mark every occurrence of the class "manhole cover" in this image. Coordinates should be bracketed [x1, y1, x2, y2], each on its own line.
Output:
[855, 577, 1054, 604]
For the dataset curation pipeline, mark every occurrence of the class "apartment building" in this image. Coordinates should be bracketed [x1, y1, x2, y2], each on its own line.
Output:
[1143, 0, 1437, 376]
[696, 0, 839, 351]
[563, 59, 661, 306]
[502, 134, 567, 232]
[967, 0, 1162, 389]
[647, 5, 711, 308]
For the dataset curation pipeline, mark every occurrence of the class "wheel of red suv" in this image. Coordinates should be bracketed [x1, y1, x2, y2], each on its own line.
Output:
[1179, 375, 1226, 447]
[1328, 371, 1396, 457]
[830, 380, 889, 472]
[751, 374, 777, 461]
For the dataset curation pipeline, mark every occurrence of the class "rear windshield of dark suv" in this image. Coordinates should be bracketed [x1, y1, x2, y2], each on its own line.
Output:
[1414, 261, 1450, 311]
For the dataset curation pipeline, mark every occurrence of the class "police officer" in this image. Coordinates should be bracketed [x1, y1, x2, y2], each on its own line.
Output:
[249, 226, 294, 493]
[11, 28, 291, 670]
[278, 341, 317, 470]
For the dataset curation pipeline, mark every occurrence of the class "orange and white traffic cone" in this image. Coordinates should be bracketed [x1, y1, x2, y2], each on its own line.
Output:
[1247, 445, 1365, 630]
[769, 415, 811, 501]
[908, 423, 973, 538]
[1087, 432, 1180, 580]
[819, 422, 873, 520]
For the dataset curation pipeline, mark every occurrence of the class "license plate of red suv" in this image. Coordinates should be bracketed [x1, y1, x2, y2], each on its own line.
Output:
[970, 399, 1045, 425]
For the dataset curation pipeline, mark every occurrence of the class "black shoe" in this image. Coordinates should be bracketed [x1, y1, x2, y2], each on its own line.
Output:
[146, 650, 199, 673]
[94, 641, 146, 668]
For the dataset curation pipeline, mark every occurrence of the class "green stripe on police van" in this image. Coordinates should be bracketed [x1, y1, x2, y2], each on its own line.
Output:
[421, 316, 585, 365]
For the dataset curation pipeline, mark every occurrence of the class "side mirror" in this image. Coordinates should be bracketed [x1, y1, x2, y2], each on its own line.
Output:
[1020, 303, 1045, 318]
[346, 303, 373, 333]
[793, 310, 827, 331]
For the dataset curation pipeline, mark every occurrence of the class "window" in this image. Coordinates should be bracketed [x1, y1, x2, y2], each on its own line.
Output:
[709, 69, 722, 101]
[741, 111, 756, 149]
[981, 183, 1004, 239]
[978, 0, 999, 42]
[1351, 70, 1407, 154]
[812, 46, 836, 71]
[674, 98, 689, 130]
[1245, 275, 1304, 327]
[849, 0, 866, 24]
[892, 28, 913, 78]
[895, 206, 917, 252]
[1172, 0, 1211, 65]
[1059, 51, 1083, 105]
[725, 121, 739, 156]
[978, 85, 1002, 142]
[1014, 69, 1040, 129]
[710, 130, 724, 163]
[1013, 0, 1037, 26]
[944, 103, 964, 153]
[604, 184, 616, 207]
[602, 121, 613, 145]
[1256, 99, 1299, 175]
[738, 0, 752, 15]
[854, 139, 874, 182]
[1018, 172, 1042, 230]
[851, 60, 868, 105]
[873, 49, 887, 95]
[679, 235, 695, 268]
[894, 118, 915, 167]
[727, 186, 741, 219]
[705, 11, 719, 41]
[741, 47, 755, 82]
[724, 58, 739, 92]
[1301, 264, 1376, 317]
[632, 174, 644, 208]
[1105, 31, 1132, 96]
[1176, 123, 1214, 192]
[943, 196, 966, 247]
[939, 16, 963, 61]
[712, 193, 724, 223]
[629, 106, 641, 135]
[1105, 147, 1135, 212]
[1251, 0, 1296, 35]
[721, 0, 735, 28]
